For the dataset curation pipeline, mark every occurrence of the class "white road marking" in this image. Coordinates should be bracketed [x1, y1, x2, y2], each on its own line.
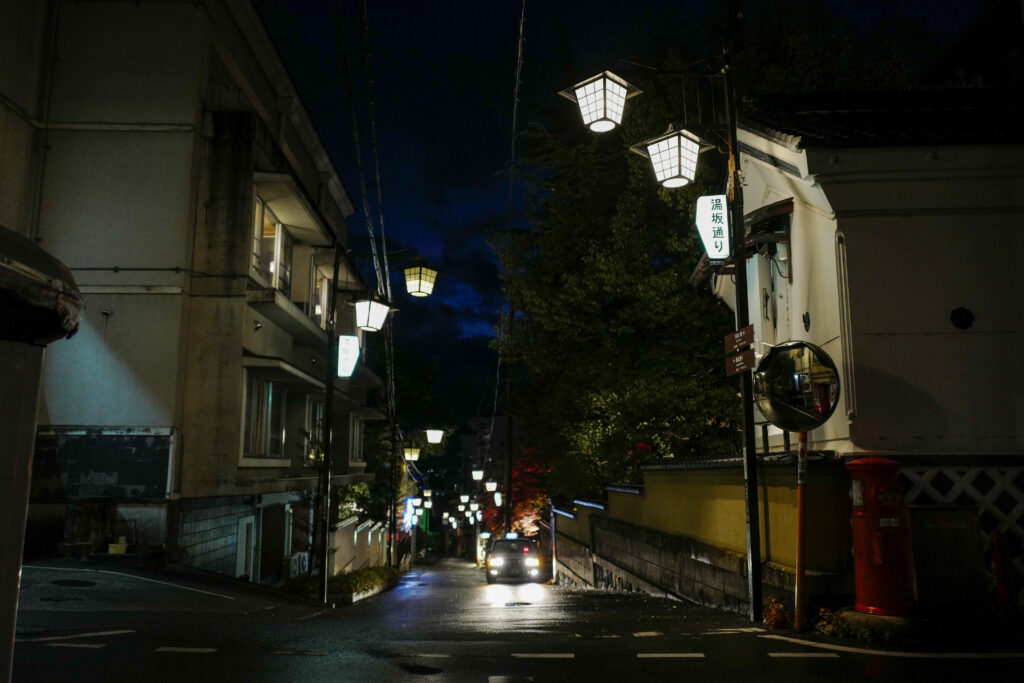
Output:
[26, 566, 236, 601]
[46, 643, 104, 649]
[21, 629, 135, 642]
[511, 653, 575, 659]
[156, 647, 218, 653]
[759, 634, 1024, 659]
[768, 652, 840, 658]
[637, 653, 706, 659]
[633, 631, 662, 637]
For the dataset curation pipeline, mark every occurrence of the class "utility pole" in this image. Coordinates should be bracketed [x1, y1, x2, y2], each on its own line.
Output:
[317, 243, 344, 604]
[724, 64, 762, 623]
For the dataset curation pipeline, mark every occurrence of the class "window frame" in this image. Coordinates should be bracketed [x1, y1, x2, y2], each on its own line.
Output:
[240, 370, 291, 467]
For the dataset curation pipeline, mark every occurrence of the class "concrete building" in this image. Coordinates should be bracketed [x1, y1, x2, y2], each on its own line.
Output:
[4, 0, 382, 583]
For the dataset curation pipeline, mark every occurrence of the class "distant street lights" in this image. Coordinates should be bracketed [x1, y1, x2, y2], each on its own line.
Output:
[425, 429, 444, 444]
[403, 447, 420, 462]
[561, 61, 762, 622]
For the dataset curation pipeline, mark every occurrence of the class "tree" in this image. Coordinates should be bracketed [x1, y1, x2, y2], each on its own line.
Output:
[481, 448, 549, 537]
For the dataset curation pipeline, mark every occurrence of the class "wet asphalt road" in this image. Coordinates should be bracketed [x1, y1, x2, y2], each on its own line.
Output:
[13, 558, 1024, 682]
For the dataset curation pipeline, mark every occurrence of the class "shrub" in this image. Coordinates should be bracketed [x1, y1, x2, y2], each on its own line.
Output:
[764, 597, 791, 630]
[327, 566, 399, 595]
[282, 566, 399, 596]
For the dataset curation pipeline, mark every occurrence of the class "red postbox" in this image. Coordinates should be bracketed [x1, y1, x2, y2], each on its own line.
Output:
[847, 457, 909, 616]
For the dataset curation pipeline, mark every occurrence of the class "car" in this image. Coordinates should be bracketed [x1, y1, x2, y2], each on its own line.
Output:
[484, 538, 543, 584]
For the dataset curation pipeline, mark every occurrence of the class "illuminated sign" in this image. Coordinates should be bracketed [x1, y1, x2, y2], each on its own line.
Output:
[696, 194, 730, 261]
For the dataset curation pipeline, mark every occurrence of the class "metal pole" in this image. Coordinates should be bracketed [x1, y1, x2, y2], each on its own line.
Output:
[795, 431, 808, 632]
[387, 416, 398, 567]
[503, 360, 513, 535]
[318, 243, 344, 604]
[723, 64, 762, 623]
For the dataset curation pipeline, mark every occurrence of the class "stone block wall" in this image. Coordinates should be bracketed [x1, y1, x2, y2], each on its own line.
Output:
[170, 496, 251, 575]
[590, 516, 750, 613]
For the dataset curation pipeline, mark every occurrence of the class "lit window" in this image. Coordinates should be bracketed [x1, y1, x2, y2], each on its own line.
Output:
[251, 196, 292, 296]
[243, 373, 287, 458]
[305, 397, 325, 465]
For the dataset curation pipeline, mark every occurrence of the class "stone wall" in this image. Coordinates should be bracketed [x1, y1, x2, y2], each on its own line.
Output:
[589, 516, 750, 613]
[169, 496, 251, 576]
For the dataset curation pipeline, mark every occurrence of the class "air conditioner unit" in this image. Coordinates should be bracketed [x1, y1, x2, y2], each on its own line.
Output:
[288, 552, 310, 578]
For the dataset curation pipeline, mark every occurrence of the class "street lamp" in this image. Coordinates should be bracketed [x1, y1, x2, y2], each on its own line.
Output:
[425, 429, 444, 444]
[562, 63, 762, 622]
[354, 297, 390, 331]
[424, 500, 433, 509]
[471, 468, 484, 481]
[403, 265, 437, 298]
[423, 489, 432, 498]
[403, 447, 420, 462]
[469, 502, 479, 512]
[558, 70, 642, 133]
[460, 494, 470, 504]
[494, 491, 502, 507]
[458, 504, 466, 512]
[484, 480, 498, 492]
[630, 127, 713, 188]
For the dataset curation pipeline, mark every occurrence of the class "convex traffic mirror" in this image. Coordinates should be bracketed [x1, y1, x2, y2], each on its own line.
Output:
[753, 341, 840, 432]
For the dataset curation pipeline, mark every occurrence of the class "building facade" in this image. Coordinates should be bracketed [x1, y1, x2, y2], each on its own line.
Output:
[712, 89, 1024, 608]
[5, 0, 381, 583]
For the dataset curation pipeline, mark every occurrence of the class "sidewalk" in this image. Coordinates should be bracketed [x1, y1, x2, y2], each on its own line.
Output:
[762, 607, 1024, 657]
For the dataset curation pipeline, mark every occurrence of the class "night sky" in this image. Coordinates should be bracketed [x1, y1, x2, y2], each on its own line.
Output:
[251, 0, 984, 423]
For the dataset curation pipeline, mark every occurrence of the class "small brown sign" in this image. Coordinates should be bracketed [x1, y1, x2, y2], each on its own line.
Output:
[725, 348, 755, 377]
[724, 324, 754, 354]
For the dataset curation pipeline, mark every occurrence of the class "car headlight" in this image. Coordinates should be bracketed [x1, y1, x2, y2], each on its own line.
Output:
[488, 557, 504, 568]
[524, 557, 540, 568]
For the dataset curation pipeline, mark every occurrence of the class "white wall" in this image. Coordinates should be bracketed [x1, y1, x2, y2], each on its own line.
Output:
[38, 293, 183, 426]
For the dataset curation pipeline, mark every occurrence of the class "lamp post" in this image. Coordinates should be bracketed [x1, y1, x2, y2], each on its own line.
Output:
[561, 62, 762, 622]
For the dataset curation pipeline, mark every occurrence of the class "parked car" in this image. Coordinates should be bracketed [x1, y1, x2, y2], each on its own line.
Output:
[484, 537, 543, 584]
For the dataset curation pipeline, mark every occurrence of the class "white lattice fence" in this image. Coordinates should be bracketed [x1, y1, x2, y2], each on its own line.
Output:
[898, 466, 1024, 609]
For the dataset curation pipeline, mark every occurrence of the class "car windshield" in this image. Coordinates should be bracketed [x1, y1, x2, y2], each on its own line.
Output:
[490, 540, 534, 554]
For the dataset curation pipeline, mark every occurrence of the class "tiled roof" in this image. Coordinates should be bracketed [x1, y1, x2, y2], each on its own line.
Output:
[740, 89, 1024, 149]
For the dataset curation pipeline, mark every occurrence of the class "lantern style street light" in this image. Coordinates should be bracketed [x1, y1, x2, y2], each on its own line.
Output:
[442, 511, 449, 520]
[469, 502, 479, 512]
[458, 504, 466, 512]
[561, 62, 762, 623]
[484, 480, 498, 492]
[412, 497, 422, 507]
[425, 429, 444, 444]
[424, 500, 433, 509]
[404, 265, 438, 298]
[423, 489, 432, 498]
[459, 494, 469, 503]
[403, 447, 420, 462]
[558, 71, 642, 133]
[471, 468, 484, 481]
[354, 297, 390, 331]
[631, 127, 714, 188]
